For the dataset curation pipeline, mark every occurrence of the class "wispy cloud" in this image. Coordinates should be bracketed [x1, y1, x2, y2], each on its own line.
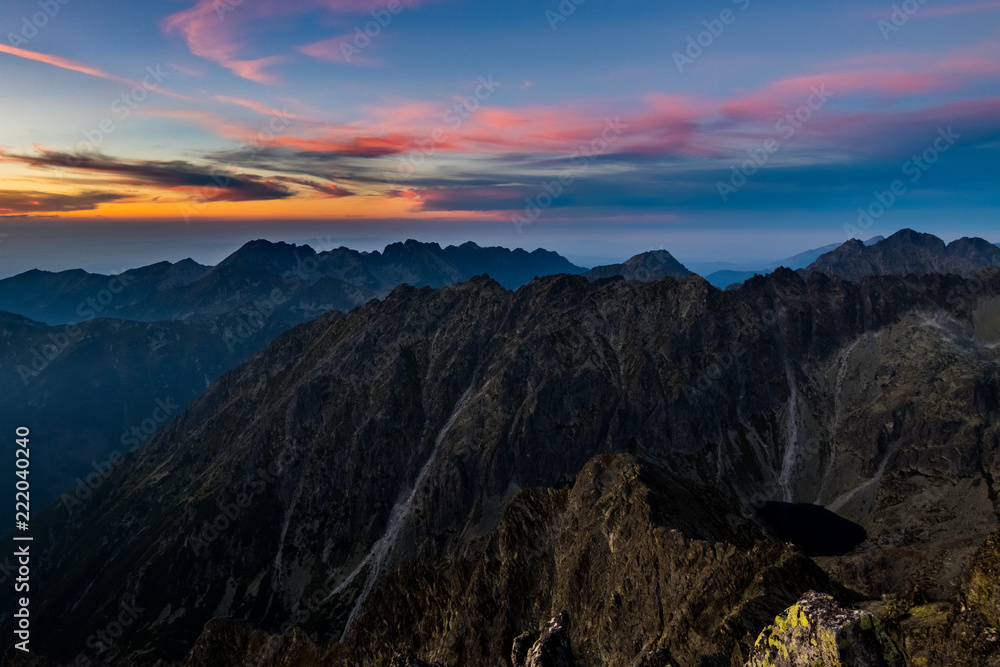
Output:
[299, 36, 380, 67]
[3, 150, 294, 202]
[0, 44, 194, 102]
[162, 0, 433, 82]
[0, 44, 138, 85]
[0, 189, 126, 215]
[162, 0, 287, 84]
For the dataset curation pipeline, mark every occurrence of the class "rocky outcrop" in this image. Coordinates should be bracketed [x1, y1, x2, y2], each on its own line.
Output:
[514, 612, 575, 667]
[745, 592, 904, 667]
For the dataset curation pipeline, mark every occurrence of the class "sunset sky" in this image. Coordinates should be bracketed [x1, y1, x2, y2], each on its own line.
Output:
[0, 0, 998, 273]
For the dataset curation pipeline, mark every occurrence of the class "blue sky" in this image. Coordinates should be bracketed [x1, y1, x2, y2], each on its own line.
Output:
[0, 0, 998, 273]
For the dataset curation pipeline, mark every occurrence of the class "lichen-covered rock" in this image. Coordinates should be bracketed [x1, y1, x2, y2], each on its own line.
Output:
[968, 525, 1000, 629]
[745, 591, 904, 667]
[516, 612, 575, 667]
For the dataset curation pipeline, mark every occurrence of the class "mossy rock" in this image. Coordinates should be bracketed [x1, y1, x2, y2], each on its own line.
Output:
[745, 591, 905, 667]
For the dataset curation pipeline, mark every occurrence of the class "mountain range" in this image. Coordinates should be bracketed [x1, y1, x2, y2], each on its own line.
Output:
[2, 229, 1000, 666]
[0, 239, 584, 325]
[0, 240, 584, 513]
[4, 264, 1000, 665]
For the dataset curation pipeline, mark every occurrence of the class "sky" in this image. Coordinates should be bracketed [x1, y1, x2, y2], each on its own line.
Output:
[0, 0, 998, 274]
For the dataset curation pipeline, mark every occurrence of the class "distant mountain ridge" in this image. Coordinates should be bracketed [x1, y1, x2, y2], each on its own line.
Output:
[0, 239, 585, 325]
[704, 236, 884, 289]
[801, 229, 1000, 281]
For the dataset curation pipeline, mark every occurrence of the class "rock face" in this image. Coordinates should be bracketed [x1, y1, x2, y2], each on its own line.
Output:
[387, 653, 450, 667]
[515, 612, 575, 667]
[801, 229, 1000, 282]
[583, 250, 691, 282]
[182, 619, 324, 667]
[969, 525, 1000, 629]
[633, 648, 682, 666]
[7, 268, 1000, 665]
[745, 592, 904, 667]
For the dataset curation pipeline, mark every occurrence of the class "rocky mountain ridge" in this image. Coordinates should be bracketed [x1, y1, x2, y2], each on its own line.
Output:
[0, 240, 584, 325]
[5, 267, 1000, 665]
[801, 229, 1000, 282]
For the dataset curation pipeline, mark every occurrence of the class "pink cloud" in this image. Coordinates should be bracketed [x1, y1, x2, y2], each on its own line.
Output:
[299, 36, 380, 67]
[227, 56, 288, 85]
[0, 44, 197, 102]
[163, 0, 434, 82]
[0, 43, 134, 83]
[162, 0, 286, 84]
[213, 95, 298, 119]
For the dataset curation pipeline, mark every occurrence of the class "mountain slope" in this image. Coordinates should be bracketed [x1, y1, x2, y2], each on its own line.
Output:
[10, 268, 1000, 665]
[0, 240, 583, 516]
[0, 312, 286, 513]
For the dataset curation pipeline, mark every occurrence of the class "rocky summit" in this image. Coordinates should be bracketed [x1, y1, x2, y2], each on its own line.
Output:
[3, 267, 1000, 666]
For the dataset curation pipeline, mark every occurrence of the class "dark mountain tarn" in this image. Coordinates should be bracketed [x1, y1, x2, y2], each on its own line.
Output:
[757, 502, 867, 557]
